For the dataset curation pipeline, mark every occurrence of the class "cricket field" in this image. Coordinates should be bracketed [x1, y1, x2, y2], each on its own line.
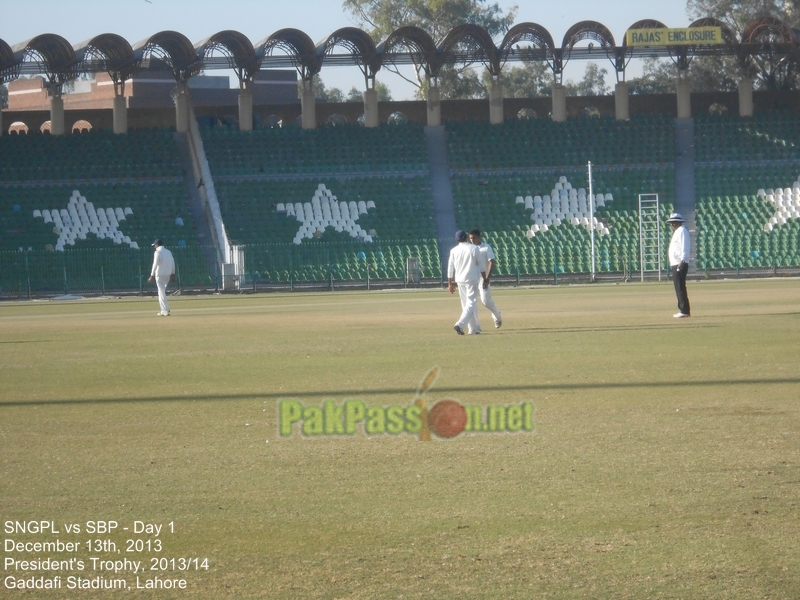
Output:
[1, 279, 799, 599]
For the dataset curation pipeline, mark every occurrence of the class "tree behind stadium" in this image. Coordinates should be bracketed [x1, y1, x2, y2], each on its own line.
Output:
[688, 0, 800, 90]
[342, 0, 517, 99]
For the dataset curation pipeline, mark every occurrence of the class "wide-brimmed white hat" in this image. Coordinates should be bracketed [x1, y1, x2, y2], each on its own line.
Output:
[666, 212, 684, 223]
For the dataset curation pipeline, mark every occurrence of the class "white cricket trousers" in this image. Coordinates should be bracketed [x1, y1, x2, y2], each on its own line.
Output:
[479, 284, 502, 325]
[455, 280, 480, 333]
[156, 275, 171, 314]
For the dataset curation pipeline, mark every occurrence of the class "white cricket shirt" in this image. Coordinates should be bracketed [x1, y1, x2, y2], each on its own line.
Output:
[668, 225, 691, 266]
[447, 242, 480, 283]
[150, 246, 176, 277]
[475, 242, 496, 274]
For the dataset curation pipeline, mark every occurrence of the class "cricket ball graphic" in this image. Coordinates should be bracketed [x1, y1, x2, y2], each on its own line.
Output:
[414, 367, 467, 440]
[427, 400, 467, 438]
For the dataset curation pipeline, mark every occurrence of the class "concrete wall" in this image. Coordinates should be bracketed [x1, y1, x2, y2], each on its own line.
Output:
[300, 91, 800, 125]
[6, 72, 298, 113]
[2, 107, 178, 133]
[5, 90, 800, 133]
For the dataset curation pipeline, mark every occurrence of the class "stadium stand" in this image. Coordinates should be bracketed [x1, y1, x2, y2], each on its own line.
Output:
[203, 121, 429, 176]
[4, 19, 800, 293]
[0, 129, 211, 292]
[695, 111, 800, 162]
[446, 114, 673, 170]
[0, 128, 182, 182]
[695, 184, 800, 269]
[201, 122, 440, 282]
[5, 107, 800, 294]
[448, 116, 675, 275]
[694, 113, 800, 269]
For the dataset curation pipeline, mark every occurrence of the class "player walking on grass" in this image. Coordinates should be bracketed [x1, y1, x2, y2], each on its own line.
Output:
[148, 238, 176, 316]
[447, 230, 483, 335]
[469, 229, 502, 329]
[667, 213, 691, 318]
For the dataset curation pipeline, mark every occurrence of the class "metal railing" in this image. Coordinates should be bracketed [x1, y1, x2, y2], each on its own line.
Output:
[2, 236, 798, 298]
[0, 245, 215, 298]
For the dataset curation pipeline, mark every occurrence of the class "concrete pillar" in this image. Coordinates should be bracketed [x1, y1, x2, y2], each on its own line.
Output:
[614, 81, 630, 121]
[551, 83, 567, 122]
[426, 85, 441, 126]
[489, 81, 504, 124]
[175, 81, 190, 133]
[363, 88, 379, 128]
[738, 78, 754, 117]
[676, 75, 692, 119]
[300, 79, 316, 130]
[238, 81, 253, 131]
[50, 95, 65, 135]
[113, 96, 128, 134]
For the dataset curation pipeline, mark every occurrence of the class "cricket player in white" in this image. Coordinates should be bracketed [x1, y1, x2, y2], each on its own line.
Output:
[667, 213, 691, 318]
[469, 229, 502, 329]
[447, 230, 483, 335]
[148, 238, 176, 316]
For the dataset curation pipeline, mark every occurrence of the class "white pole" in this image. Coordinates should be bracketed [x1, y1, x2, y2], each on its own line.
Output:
[588, 161, 596, 281]
[639, 196, 644, 282]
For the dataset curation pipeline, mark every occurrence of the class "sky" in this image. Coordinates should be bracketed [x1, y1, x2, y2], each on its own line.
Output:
[0, 0, 693, 99]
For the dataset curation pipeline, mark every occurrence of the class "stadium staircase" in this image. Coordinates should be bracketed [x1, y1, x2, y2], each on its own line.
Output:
[173, 130, 224, 281]
[667, 119, 697, 271]
[424, 125, 458, 269]
[674, 118, 698, 269]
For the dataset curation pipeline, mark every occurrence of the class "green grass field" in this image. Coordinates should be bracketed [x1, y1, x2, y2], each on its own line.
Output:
[1, 280, 799, 599]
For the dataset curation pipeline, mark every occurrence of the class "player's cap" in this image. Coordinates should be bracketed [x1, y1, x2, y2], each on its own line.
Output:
[455, 230, 468, 241]
[151, 238, 163, 247]
[666, 213, 684, 223]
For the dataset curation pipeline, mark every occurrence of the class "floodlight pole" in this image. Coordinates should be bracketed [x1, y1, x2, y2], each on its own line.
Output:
[588, 161, 596, 282]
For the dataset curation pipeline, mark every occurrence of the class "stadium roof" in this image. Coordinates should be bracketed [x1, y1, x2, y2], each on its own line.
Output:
[10, 33, 78, 86]
[73, 34, 136, 87]
[2, 17, 799, 87]
[132, 30, 200, 82]
[196, 30, 258, 84]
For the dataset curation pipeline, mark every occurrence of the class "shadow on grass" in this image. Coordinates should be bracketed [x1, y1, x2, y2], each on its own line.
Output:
[504, 323, 720, 334]
[3, 377, 799, 408]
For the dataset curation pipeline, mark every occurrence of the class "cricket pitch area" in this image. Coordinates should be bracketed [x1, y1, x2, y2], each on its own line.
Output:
[1, 279, 799, 599]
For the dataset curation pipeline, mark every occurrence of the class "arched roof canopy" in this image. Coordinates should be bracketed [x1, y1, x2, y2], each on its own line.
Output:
[133, 30, 199, 81]
[258, 28, 320, 81]
[740, 17, 797, 86]
[0, 37, 19, 83]
[377, 26, 438, 79]
[498, 22, 556, 74]
[318, 27, 381, 84]
[500, 22, 555, 57]
[562, 20, 615, 51]
[8, 20, 800, 93]
[74, 33, 136, 83]
[741, 16, 794, 44]
[561, 21, 615, 79]
[438, 24, 500, 77]
[12, 34, 78, 86]
[195, 30, 257, 82]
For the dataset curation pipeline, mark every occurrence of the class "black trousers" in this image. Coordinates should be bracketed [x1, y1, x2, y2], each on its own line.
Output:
[671, 265, 690, 315]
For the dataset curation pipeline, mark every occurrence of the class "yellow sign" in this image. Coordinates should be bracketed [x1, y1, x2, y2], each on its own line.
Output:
[626, 27, 723, 46]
